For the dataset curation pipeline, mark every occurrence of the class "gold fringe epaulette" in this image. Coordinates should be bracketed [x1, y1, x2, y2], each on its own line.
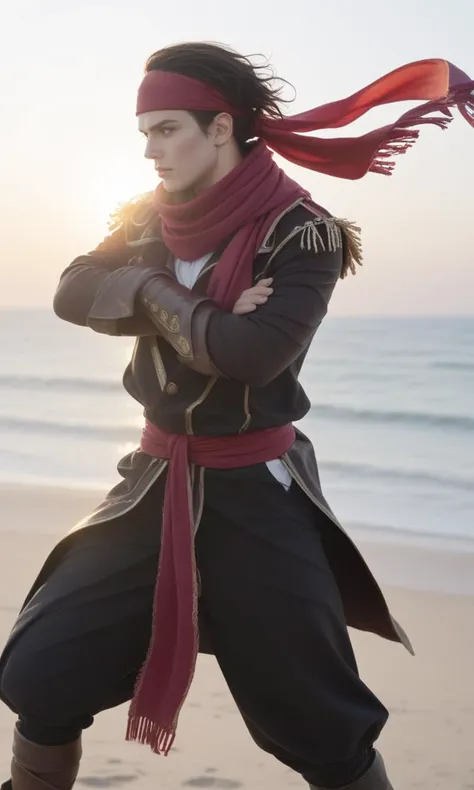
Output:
[334, 218, 363, 279]
[108, 191, 154, 232]
[295, 211, 363, 280]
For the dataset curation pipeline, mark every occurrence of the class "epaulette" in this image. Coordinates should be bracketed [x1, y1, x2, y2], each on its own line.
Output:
[107, 191, 154, 233]
[300, 203, 363, 279]
[260, 200, 363, 280]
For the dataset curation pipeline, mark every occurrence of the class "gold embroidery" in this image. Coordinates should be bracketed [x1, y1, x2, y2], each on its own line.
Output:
[194, 466, 205, 535]
[168, 314, 180, 332]
[259, 198, 304, 252]
[149, 337, 167, 390]
[258, 225, 301, 280]
[175, 335, 192, 358]
[257, 210, 360, 281]
[149, 338, 167, 390]
[185, 377, 218, 435]
[145, 302, 180, 333]
[239, 385, 251, 433]
[257, 230, 276, 254]
[143, 301, 192, 358]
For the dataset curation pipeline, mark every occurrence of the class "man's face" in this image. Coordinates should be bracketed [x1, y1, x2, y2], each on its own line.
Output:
[138, 109, 219, 195]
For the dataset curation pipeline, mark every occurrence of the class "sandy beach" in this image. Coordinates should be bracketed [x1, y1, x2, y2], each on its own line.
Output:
[0, 484, 473, 789]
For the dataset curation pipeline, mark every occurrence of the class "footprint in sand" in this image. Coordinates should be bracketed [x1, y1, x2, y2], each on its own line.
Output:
[183, 782, 242, 789]
[77, 776, 138, 787]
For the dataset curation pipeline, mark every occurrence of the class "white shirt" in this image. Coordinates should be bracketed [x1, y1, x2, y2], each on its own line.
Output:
[174, 254, 292, 491]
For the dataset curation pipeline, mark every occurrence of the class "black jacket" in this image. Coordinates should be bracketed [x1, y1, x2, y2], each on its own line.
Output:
[4, 196, 413, 658]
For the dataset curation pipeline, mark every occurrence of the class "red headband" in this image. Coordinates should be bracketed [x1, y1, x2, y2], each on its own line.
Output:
[136, 61, 474, 180]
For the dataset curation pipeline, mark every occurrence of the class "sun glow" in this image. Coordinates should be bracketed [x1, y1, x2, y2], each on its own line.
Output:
[91, 154, 155, 236]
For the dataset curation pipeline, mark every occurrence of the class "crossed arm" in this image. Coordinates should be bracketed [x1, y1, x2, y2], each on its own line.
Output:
[53, 227, 342, 388]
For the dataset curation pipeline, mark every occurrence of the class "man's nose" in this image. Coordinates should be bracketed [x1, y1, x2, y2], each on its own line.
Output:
[144, 138, 162, 160]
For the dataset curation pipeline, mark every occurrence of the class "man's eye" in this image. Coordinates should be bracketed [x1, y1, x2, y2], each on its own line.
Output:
[162, 128, 174, 136]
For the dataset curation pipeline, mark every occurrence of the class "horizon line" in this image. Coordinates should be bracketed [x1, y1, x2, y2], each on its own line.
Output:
[1, 307, 473, 320]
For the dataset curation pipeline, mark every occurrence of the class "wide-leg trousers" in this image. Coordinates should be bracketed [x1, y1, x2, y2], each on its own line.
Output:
[0, 463, 388, 788]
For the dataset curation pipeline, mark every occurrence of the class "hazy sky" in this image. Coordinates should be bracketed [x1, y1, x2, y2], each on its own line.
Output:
[1, 0, 473, 314]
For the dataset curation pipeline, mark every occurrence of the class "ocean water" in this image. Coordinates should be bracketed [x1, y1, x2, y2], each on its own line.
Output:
[1, 310, 473, 548]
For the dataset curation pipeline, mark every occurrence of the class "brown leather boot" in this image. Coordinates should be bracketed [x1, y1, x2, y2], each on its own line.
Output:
[9, 725, 82, 790]
[309, 751, 394, 789]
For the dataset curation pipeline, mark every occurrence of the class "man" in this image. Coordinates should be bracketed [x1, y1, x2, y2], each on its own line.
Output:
[0, 42, 472, 790]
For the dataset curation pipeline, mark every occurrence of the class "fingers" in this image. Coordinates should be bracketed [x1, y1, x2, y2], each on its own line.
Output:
[231, 278, 274, 315]
[232, 296, 266, 315]
[250, 291, 271, 302]
[232, 291, 267, 315]
[247, 281, 274, 298]
[233, 303, 257, 315]
[254, 278, 273, 295]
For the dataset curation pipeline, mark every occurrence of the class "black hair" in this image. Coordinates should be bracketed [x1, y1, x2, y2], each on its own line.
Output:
[144, 41, 294, 153]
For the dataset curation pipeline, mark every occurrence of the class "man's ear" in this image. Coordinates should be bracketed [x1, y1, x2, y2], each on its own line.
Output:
[211, 112, 234, 146]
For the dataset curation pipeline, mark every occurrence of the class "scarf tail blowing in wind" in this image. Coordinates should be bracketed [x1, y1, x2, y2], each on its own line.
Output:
[137, 58, 474, 179]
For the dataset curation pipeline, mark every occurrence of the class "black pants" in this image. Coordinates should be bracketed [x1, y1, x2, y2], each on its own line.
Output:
[0, 464, 388, 789]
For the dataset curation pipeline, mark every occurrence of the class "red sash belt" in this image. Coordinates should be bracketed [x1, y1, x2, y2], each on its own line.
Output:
[126, 421, 296, 754]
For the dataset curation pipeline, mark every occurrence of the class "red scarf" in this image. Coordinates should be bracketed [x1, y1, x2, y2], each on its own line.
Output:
[137, 58, 473, 309]
[155, 142, 306, 310]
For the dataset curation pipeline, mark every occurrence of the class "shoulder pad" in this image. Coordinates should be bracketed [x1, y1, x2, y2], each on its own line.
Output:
[107, 192, 154, 233]
[264, 201, 363, 279]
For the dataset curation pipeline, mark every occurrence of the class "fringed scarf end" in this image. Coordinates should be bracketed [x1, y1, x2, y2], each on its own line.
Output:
[452, 82, 474, 127]
[459, 95, 474, 127]
[370, 129, 421, 176]
[126, 714, 176, 756]
[370, 81, 474, 177]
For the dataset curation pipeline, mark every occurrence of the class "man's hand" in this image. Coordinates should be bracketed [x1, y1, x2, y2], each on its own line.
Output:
[232, 278, 273, 315]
